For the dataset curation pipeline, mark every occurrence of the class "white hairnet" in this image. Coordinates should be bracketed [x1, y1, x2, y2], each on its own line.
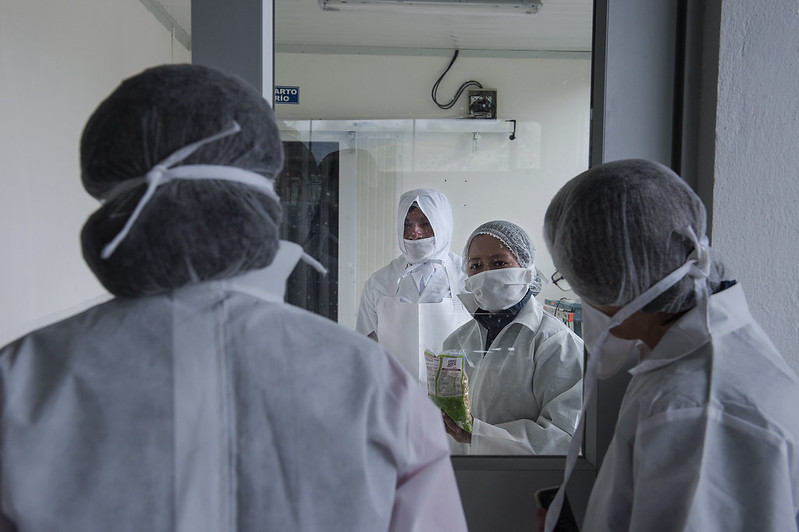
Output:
[543, 159, 726, 313]
[80, 64, 284, 297]
[462, 220, 543, 296]
[396, 188, 453, 261]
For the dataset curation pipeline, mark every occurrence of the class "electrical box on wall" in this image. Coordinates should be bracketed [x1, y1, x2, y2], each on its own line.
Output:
[468, 89, 497, 119]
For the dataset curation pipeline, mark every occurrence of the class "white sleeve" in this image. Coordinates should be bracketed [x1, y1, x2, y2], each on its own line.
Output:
[621, 406, 799, 532]
[381, 354, 468, 532]
[356, 275, 379, 337]
[471, 331, 583, 455]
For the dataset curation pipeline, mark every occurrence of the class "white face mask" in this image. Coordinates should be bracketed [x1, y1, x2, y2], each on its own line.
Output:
[581, 302, 647, 379]
[403, 237, 436, 264]
[464, 268, 533, 313]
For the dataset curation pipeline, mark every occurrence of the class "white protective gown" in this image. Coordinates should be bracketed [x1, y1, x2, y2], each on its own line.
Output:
[356, 189, 470, 385]
[0, 242, 467, 532]
[442, 296, 584, 455]
[583, 283, 799, 531]
[356, 252, 466, 335]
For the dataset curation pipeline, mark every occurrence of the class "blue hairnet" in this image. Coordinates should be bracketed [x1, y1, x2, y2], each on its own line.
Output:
[80, 64, 284, 297]
[463, 220, 543, 296]
[543, 159, 726, 313]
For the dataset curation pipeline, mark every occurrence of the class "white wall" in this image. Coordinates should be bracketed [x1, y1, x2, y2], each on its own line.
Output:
[0, 0, 190, 345]
[713, 1, 799, 374]
[274, 52, 591, 310]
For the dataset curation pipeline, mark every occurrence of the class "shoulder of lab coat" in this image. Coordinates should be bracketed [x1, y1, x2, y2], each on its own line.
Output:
[0, 278, 468, 531]
[443, 297, 583, 364]
[583, 283, 799, 531]
[356, 256, 408, 335]
[381, 353, 469, 532]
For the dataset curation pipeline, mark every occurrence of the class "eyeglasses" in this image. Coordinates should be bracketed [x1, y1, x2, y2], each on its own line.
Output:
[550, 270, 572, 291]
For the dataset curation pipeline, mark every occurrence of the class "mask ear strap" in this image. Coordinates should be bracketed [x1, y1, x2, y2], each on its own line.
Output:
[684, 226, 711, 333]
[300, 252, 327, 275]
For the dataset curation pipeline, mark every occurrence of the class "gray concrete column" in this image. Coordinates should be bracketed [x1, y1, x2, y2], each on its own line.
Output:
[591, 0, 679, 168]
[191, 0, 274, 101]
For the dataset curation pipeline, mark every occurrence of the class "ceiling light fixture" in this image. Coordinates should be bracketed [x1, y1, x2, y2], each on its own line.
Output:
[318, 0, 542, 16]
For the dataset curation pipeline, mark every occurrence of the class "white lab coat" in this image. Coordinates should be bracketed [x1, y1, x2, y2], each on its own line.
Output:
[583, 283, 799, 531]
[442, 297, 584, 455]
[0, 243, 467, 532]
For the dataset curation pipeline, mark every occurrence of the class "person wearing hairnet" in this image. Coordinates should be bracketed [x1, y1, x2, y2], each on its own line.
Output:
[0, 64, 467, 532]
[539, 159, 799, 532]
[356, 189, 471, 386]
[441, 220, 583, 455]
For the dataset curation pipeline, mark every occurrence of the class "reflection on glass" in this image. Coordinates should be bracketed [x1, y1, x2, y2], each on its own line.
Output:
[277, 141, 340, 320]
[275, 10, 594, 459]
[275, 116, 587, 455]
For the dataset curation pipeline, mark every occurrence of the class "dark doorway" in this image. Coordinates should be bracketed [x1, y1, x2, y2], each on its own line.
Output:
[276, 141, 340, 321]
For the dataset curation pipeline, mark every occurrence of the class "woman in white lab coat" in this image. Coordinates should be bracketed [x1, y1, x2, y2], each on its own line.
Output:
[540, 159, 799, 531]
[356, 189, 470, 385]
[0, 65, 467, 532]
[442, 220, 584, 455]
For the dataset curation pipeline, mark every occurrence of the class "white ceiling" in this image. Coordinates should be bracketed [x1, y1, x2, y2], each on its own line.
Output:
[157, 0, 593, 54]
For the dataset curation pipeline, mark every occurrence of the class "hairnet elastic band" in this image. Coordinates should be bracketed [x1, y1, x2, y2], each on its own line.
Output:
[99, 119, 252, 203]
[100, 121, 279, 260]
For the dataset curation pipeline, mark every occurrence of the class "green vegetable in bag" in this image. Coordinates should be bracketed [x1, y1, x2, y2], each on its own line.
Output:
[425, 350, 473, 433]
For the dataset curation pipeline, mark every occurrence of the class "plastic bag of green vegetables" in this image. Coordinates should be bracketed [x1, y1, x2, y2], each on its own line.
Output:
[425, 349, 473, 433]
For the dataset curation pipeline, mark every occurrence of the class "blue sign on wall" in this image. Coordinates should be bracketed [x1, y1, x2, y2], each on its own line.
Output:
[274, 86, 300, 104]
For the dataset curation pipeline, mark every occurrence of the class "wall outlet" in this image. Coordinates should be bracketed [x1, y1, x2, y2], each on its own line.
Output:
[468, 89, 497, 119]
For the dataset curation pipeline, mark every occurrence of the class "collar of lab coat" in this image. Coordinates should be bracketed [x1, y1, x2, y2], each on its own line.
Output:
[629, 282, 749, 375]
[397, 252, 464, 289]
[219, 240, 304, 303]
[468, 294, 545, 334]
[456, 294, 545, 352]
[509, 295, 545, 331]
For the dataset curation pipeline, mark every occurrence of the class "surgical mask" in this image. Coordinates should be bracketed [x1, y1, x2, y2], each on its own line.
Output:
[403, 237, 436, 264]
[464, 268, 533, 313]
[581, 302, 646, 379]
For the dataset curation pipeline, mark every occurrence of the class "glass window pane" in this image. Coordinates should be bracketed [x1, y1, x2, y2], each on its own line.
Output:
[274, 1, 592, 457]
